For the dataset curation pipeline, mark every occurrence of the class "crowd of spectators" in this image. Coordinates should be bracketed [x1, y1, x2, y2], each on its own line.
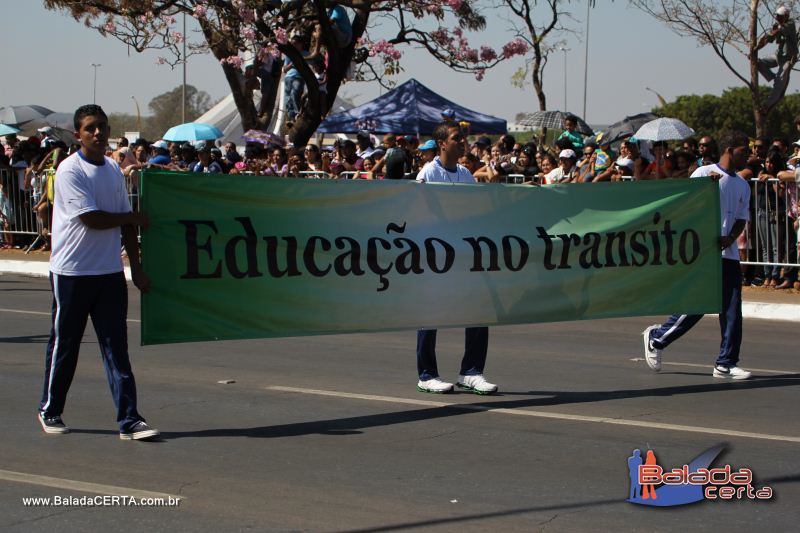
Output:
[1, 109, 798, 290]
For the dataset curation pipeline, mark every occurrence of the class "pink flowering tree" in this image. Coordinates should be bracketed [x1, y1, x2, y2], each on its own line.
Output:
[44, 0, 529, 145]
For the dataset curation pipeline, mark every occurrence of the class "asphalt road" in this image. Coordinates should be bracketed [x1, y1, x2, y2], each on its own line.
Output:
[1, 273, 798, 532]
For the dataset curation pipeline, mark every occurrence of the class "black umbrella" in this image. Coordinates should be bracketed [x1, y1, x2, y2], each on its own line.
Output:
[599, 112, 659, 144]
[518, 110, 593, 136]
[0, 105, 54, 127]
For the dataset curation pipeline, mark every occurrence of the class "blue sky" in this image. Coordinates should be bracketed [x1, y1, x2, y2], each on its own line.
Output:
[1, 2, 797, 126]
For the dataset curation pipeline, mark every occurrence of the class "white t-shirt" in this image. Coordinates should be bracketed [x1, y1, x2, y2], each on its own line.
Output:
[544, 166, 576, 185]
[691, 164, 751, 261]
[416, 157, 475, 183]
[50, 152, 132, 276]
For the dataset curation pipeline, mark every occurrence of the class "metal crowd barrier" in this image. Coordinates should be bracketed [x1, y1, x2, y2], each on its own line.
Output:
[743, 178, 799, 273]
[299, 171, 333, 179]
[0, 167, 51, 252]
[5, 168, 798, 277]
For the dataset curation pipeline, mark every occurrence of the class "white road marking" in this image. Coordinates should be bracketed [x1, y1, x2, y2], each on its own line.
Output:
[629, 358, 797, 375]
[0, 308, 140, 323]
[0, 469, 182, 500]
[267, 386, 800, 444]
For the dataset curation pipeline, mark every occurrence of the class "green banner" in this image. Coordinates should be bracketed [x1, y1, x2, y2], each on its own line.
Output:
[140, 170, 721, 345]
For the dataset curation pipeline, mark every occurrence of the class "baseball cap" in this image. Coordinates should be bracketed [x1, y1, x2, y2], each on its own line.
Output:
[559, 149, 577, 160]
[475, 135, 492, 147]
[419, 139, 437, 151]
[776, 5, 789, 16]
[356, 130, 370, 140]
[441, 108, 455, 119]
[194, 140, 210, 152]
[151, 140, 169, 150]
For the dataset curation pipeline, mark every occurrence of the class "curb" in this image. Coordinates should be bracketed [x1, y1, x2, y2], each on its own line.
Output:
[2, 260, 798, 322]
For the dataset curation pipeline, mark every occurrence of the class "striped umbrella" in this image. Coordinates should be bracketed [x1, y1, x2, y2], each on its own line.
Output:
[518, 110, 593, 135]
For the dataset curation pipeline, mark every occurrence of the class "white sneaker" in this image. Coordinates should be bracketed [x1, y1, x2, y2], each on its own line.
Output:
[417, 377, 454, 394]
[457, 374, 498, 395]
[642, 325, 662, 372]
[713, 365, 752, 380]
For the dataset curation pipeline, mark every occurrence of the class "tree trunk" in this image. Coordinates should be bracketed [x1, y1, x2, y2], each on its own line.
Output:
[749, 0, 767, 137]
[754, 105, 769, 137]
[532, 46, 548, 144]
[282, 1, 370, 146]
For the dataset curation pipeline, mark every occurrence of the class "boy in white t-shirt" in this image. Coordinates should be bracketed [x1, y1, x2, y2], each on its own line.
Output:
[643, 131, 753, 380]
[38, 104, 159, 440]
[415, 123, 497, 395]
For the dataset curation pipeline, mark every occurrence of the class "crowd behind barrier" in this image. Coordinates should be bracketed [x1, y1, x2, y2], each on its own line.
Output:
[1, 125, 798, 290]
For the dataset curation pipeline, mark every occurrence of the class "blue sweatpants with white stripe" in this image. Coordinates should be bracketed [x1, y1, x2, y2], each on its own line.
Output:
[39, 272, 143, 432]
[649, 259, 743, 367]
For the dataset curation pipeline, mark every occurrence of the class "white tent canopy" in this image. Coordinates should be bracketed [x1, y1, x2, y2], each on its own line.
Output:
[195, 88, 356, 146]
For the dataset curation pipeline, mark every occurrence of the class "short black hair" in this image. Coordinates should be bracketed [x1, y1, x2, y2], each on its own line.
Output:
[432, 122, 462, 144]
[73, 104, 108, 131]
[564, 114, 578, 123]
[717, 130, 749, 155]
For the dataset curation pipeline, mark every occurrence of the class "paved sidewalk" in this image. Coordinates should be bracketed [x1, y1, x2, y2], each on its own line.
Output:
[2, 249, 798, 321]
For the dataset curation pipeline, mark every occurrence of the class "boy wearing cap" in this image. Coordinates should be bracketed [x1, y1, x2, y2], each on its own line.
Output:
[191, 142, 223, 174]
[544, 149, 578, 184]
[147, 140, 172, 166]
[418, 139, 437, 164]
[414, 122, 497, 395]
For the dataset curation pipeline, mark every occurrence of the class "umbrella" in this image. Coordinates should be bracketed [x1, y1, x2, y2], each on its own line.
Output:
[162, 122, 223, 142]
[599, 112, 659, 144]
[633, 117, 695, 142]
[242, 129, 285, 146]
[518, 110, 593, 135]
[0, 105, 54, 126]
[20, 112, 75, 137]
[0, 124, 21, 136]
[42, 126, 77, 146]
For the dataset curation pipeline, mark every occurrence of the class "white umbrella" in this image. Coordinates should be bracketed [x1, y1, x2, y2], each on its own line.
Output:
[633, 117, 695, 142]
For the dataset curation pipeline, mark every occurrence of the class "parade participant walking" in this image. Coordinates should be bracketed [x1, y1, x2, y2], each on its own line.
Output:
[642, 131, 753, 380]
[38, 104, 159, 440]
[414, 122, 497, 394]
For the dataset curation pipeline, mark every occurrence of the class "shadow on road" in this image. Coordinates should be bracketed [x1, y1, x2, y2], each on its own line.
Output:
[103, 375, 799, 441]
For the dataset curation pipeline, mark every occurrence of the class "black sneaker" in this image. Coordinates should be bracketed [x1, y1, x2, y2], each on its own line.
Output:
[120, 421, 160, 441]
[38, 413, 69, 434]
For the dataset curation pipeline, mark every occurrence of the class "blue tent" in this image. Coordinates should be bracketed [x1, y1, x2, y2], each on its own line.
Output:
[317, 79, 507, 135]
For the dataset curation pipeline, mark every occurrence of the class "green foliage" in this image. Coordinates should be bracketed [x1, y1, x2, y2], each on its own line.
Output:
[147, 85, 213, 139]
[106, 85, 215, 141]
[653, 86, 800, 140]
